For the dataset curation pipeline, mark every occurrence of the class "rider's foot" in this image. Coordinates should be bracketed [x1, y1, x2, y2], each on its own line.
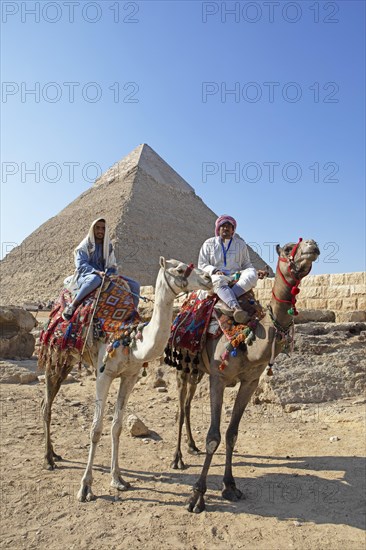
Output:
[62, 304, 76, 321]
[233, 307, 249, 324]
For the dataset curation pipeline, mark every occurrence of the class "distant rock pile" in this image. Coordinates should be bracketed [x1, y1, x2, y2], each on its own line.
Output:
[255, 322, 366, 405]
[0, 307, 37, 359]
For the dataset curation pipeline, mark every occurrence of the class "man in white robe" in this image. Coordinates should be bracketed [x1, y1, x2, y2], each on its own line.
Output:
[198, 215, 258, 323]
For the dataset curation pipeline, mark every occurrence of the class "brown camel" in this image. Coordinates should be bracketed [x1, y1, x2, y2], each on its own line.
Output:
[170, 239, 320, 513]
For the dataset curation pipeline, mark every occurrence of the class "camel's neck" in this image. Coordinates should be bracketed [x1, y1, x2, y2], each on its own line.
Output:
[132, 269, 176, 362]
[269, 264, 298, 328]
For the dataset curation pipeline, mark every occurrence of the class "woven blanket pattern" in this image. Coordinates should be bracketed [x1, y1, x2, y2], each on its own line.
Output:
[217, 290, 266, 342]
[40, 276, 137, 352]
[169, 292, 217, 353]
[169, 290, 265, 354]
[95, 276, 138, 334]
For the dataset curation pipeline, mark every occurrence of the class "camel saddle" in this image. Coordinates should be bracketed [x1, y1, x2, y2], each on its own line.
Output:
[169, 290, 264, 354]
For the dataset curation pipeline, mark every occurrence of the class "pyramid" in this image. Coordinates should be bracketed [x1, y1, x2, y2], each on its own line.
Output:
[0, 144, 271, 305]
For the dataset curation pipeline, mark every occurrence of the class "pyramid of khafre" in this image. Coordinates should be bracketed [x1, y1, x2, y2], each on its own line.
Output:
[0, 144, 271, 305]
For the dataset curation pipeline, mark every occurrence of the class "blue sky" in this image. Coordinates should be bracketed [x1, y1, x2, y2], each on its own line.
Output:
[1, 0, 365, 275]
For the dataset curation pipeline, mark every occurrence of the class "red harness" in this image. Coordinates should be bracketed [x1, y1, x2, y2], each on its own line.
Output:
[272, 238, 311, 316]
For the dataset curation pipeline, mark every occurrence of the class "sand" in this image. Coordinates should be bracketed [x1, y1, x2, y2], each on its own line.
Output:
[0, 360, 365, 550]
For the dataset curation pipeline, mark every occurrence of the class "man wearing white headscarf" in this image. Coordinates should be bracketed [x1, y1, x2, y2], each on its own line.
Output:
[62, 218, 140, 321]
[198, 215, 258, 323]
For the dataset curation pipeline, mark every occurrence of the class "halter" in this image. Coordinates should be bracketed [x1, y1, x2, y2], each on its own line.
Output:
[164, 262, 195, 297]
[271, 237, 312, 316]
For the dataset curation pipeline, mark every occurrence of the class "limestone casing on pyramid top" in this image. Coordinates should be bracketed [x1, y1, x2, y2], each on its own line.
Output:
[94, 143, 195, 194]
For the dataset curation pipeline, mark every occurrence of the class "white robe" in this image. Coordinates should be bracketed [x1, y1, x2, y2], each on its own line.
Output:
[198, 234, 258, 293]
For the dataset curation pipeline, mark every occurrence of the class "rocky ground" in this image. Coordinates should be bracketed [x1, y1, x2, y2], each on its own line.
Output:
[0, 316, 365, 550]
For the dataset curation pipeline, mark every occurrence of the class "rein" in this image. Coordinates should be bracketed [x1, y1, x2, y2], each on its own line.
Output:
[271, 237, 312, 316]
[266, 237, 306, 374]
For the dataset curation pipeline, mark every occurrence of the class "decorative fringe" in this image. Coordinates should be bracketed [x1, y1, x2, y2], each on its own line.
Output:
[164, 345, 200, 375]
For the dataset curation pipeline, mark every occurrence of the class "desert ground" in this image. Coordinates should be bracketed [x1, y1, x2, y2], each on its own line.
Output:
[0, 332, 365, 550]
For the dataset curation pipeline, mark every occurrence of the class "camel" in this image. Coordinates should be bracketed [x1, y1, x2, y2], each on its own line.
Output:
[170, 239, 320, 513]
[39, 258, 212, 501]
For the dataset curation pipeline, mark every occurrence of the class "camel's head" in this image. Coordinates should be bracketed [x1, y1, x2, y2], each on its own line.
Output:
[276, 239, 320, 280]
[159, 257, 213, 293]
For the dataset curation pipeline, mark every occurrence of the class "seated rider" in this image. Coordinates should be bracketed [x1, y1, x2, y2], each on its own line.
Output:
[62, 218, 140, 321]
[198, 215, 258, 324]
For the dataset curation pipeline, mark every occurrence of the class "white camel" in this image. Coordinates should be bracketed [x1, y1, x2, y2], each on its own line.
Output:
[39, 258, 212, 501]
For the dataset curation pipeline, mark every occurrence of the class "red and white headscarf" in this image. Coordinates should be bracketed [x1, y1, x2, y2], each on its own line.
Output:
[215, 215, 237, 236]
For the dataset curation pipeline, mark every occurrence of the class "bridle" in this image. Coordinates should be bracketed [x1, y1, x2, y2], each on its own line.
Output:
[163, 262, 196, 297]
[271, 238, 312, 316]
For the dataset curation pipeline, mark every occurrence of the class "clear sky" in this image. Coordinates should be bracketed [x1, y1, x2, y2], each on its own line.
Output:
[1, 0, 365, 275]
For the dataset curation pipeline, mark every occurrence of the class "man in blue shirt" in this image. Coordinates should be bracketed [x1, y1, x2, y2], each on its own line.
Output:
[62, 218, 140, 321]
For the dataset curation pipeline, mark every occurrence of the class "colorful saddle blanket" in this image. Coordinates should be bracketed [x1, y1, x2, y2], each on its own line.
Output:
[169, 290, 265, 354]
[40, 276, 138, 352]
[169, 292, 217, 354]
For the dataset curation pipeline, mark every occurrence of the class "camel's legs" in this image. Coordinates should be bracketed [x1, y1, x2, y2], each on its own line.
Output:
[42, 371, 67, 470]
[77, 372, 113, 502]
[185, 373, 204, 454]
[172, 371, 204, 470]
[171, 371, 189, 469]
[187, 375, 225, 513]
[222, 378, 259, 501]
[110, 374, 139, 490]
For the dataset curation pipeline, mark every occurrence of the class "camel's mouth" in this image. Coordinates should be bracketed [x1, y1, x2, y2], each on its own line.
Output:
[300, 242, 320, 260]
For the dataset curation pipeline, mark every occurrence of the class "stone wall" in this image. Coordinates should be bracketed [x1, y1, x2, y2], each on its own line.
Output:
[254, 272, 365, 322]
[138, 272, 365, 322]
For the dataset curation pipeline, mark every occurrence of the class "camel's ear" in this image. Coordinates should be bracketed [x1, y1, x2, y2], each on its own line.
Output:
[276, 244, 281, 257]
[159, 256, 166, 269]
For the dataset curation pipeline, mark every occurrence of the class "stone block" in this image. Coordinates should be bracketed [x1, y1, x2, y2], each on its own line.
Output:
[302, 274, 330, 287]
[350, 285, 366, 296]
[345, 272, 365, 285]
[296, 297, 308, 309]
[301, 287, 323, 298]
[0, 332, 35, 359]
[341, 297, 358, 311]
[357, 297, 366, 310]
[336, 311, 366, 322]
[330, 274, 346, 285]
[330, 286, 350, 298]
[308, 298, 328, 309]
[295, 310, 336, 324]
[0, 307, 37, 336]
[140, 285, 155, 295]
[327, 299, 343, 310]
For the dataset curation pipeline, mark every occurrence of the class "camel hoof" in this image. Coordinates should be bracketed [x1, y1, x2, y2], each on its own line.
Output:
[43, 459, 55, 470]
[110, 478, 131, 491]
[171, 458, 186, 470]
[187, 445, 200, 455]
[187, 491, 205, 513]
[77, 485, 95, 502]
[52, 451, 63, 461]
[222, 486, 243, 502]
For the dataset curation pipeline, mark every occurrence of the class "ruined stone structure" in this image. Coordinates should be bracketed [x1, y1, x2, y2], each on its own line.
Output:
[255, 272, 365, 322]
